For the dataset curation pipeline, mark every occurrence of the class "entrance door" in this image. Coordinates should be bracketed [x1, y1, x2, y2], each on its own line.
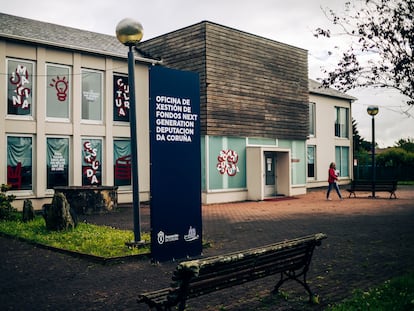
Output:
[264, 152, 276, 197]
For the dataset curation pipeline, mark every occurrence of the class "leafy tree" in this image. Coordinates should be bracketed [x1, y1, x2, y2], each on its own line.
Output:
[352, 118, 372, 167]
[377, 147, 414, 167]
[352, 118, 371, 152]
[394, 137, 414, 152]
[314, 0, 414, 105]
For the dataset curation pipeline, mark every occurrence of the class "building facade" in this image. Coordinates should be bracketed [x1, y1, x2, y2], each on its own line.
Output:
[139, 21, 310, 203]
[307, 79, 355, 188]
[1, 14, 354, 208]
[0, 13, 158, 209]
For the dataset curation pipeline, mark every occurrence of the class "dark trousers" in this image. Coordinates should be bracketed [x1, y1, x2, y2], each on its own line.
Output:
[327, 182, 342, 199]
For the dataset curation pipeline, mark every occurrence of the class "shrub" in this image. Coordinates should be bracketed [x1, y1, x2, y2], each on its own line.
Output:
[0, 184, 17, 220]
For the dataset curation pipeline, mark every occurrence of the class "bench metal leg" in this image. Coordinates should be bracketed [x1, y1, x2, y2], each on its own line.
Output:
[348, 191, 356, 198]
[272, 269, 314, 302]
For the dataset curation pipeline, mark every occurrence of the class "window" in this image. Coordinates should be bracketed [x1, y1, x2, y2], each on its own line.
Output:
[46, 64, 70, 120]
[335, 146, 349, 178]
[309, 102, 315, 136]
[81, 138, 102, 185]
[335, 107, 349, 138]
[114, 139, 131, 186]
[47, 137, 69, 189]
[307, 145, 316, 178]
[7, 59, 35, 117]
[81, 69, 102, 121]
[7, 136, 33, 190]
[113, 74, 130, 122]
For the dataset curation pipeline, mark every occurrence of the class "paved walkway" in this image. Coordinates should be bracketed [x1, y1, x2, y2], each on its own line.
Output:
[1, 186, 413, 310]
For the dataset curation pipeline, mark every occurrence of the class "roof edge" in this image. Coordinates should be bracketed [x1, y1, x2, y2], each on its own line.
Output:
[1, 33, 161, 65]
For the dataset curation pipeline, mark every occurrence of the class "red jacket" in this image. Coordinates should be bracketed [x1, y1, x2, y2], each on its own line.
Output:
[328, 168, 338, 183]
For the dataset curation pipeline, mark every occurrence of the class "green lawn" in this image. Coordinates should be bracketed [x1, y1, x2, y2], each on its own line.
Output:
[327, 272, 414, 311]
[0, 215, 150, 258]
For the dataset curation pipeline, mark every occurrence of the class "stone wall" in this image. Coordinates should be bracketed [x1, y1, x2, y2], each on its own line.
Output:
[53, 186, 118, 215]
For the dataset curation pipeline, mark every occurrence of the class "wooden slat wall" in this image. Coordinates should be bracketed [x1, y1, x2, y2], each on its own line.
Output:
[139, 21, 309, 140]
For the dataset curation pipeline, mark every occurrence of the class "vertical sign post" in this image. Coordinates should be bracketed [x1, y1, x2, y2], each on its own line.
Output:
[149, 66, 202, 262]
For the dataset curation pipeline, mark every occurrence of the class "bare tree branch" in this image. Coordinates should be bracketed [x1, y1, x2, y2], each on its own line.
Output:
[314, 0, 414, 105]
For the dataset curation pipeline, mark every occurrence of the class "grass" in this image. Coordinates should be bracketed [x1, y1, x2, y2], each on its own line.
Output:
[398, 180, 414, 185]
[327, 272, 414, 311]
[0, 214, 150, 258]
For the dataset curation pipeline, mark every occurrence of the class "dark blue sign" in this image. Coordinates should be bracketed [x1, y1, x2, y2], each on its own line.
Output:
[149, 66, 202, 262]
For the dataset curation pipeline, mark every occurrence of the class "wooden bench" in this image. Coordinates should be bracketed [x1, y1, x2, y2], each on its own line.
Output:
[138, 233, 327, 311]
[346, 179, 397, 199]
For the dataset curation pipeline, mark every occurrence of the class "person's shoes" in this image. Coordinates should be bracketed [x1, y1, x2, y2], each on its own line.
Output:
[327, 198, 332, 201]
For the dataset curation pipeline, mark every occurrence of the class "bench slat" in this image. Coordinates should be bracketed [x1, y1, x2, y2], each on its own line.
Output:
[182, 245, 310, 284]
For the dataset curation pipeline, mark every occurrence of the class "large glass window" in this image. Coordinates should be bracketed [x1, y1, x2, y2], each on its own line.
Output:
[113, 74, 130, 122]
[335, 107, 349, 138]
[307, 145, 316, 178]
[47, 64, 70, 120]
[7, 59, 35, 116]
[81, 138, 102, 185]
[335, 146, 350, 178]
[113, 139, 131, 186]
[7, 136, 33, 190]
[309, 102, 315, 136]
[81, 69, 102, 121]
[47, 137, 69, 189]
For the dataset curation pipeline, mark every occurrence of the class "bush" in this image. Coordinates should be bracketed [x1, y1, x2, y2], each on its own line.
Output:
[0, 184, 17, 220]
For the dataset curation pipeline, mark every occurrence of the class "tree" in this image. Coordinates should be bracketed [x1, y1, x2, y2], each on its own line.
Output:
[394, 137, 414, 152]
[314, 0, 414, 106]
[352, 118, 371, 152]
[377, 147, 414, 167]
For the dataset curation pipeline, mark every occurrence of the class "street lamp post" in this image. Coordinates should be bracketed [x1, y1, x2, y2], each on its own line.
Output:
[116, 18, 144, 244]
[367, 105, 379, 199]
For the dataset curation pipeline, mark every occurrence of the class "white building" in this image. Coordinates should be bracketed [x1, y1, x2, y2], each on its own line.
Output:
[307, 79, 356, 188]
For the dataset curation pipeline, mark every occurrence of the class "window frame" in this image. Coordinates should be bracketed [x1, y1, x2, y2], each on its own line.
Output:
[81, 137, 103, 186]
[335, 146, 350, 178]
[113, 74, 130, 123]
[309, 102, 316, 137]
[335, 106, 349, 138]
[46, 63, 71, 122]
[81, 69, 103, 123]
[307, 145, 316, 179]
[6, 134, 34, 194]
[113, 138, 132, 188]
[46, 136, 70, 191]
[6, 58, 36, 120]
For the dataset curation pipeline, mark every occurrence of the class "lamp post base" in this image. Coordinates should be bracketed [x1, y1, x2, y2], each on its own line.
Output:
[125, 240, 148, 249]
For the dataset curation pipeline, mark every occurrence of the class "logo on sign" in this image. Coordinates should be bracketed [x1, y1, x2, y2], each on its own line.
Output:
[184, 226, 200, 242]
[157, 231, 179, 244]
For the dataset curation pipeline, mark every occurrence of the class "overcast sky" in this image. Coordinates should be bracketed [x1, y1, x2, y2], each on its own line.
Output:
[2, 0, 413, 147]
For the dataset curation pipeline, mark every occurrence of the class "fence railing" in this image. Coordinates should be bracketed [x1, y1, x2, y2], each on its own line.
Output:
[353, 165, 414, 181]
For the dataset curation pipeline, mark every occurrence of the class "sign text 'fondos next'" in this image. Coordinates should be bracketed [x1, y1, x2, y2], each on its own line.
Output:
[155, 95, 198, 143]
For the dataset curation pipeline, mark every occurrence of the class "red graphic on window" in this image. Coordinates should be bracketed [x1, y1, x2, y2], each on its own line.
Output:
[217, 149, 239, 176]
[50, 76, 68, 101]
[83, 141, 100, 184]
[7, 162, 22, 189]
[114, 155, 131, 181]
[10, 65, 31, 110]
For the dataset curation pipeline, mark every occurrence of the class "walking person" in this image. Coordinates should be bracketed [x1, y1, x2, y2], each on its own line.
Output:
[326, 162, 343, 200]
